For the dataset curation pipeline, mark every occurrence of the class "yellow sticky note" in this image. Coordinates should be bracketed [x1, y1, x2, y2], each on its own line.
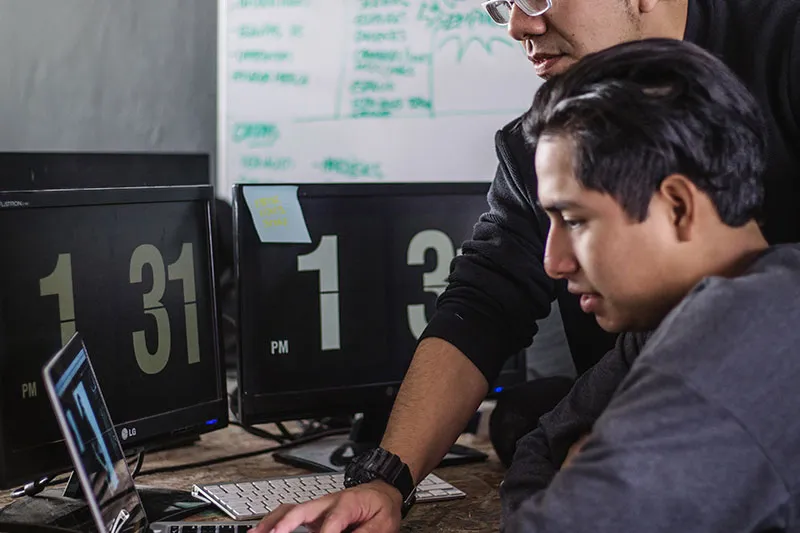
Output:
[242, 185, 311, 243]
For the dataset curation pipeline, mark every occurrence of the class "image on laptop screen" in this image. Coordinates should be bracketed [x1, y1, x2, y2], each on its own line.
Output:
[43, 333, 148, 533]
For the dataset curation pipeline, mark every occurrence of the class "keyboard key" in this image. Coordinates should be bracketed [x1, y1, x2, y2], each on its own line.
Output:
[180, 527, 198, 533]
[219, 527, 235, 533]
[200, 526, 216, 533]
[422, 483, 454, 491]
[224, 499, 250, 509]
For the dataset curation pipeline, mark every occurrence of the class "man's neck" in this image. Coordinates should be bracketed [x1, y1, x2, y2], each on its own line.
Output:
[699, 222, 770, 280]
[650, 224, 769, 332]
[641, 0, 690, 41]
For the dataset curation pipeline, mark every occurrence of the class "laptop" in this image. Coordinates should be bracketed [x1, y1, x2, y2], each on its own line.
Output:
[41, 332, 272, 533]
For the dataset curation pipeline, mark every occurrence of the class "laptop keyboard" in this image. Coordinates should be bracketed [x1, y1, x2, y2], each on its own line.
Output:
[167, 526, 253, 533]
[193, 472, 465, 521]
[149, 522, 265, 533]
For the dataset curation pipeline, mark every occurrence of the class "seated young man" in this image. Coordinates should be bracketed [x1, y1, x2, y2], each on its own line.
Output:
[502, 38, 800, 532]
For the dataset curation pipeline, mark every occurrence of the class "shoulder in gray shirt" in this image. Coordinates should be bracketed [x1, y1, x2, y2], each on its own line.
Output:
[505, 244, 800, 533]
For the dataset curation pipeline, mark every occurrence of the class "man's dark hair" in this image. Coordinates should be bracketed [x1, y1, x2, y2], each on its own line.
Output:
[522, 38, 767, 226]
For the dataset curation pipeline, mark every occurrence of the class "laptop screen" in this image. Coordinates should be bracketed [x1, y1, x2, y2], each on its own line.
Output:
[44, 335, 148, 533]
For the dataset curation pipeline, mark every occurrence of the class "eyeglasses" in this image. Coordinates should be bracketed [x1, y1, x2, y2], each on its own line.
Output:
[482, 0, 553, 25]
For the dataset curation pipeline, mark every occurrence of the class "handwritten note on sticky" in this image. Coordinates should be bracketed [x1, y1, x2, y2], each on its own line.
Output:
[242, 185, 311, 243]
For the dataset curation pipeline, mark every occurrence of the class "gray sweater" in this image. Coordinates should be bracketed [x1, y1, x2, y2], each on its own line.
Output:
[502, 245, 800, 532]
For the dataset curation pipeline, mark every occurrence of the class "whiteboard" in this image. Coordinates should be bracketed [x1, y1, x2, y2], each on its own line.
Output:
[217, 0, 543, 200]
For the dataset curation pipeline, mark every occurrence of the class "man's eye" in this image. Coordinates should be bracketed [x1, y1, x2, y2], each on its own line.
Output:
[563, 219, 584, 229]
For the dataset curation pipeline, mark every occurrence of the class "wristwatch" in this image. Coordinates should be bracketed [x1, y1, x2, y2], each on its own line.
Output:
[344, 447, 417, 518]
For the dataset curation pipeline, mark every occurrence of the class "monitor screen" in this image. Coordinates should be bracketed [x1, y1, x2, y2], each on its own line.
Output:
[234, 183, 523, 426]
[0, 185, 227, 490]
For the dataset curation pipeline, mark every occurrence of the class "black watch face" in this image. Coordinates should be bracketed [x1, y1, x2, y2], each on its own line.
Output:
[345, 468, 378, 487]
[345, 454, 379, 487]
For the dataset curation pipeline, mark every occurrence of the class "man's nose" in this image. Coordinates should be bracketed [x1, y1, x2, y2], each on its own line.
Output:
[508, 3, 548, 42]
[543, 230, 578, 280]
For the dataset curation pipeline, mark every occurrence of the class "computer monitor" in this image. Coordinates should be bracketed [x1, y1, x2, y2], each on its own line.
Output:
[0, 185, 228, 491]
[0, 152, 210, 191]
[233, 183, 527, 471]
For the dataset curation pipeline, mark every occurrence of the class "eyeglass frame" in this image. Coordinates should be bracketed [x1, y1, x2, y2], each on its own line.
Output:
[481, 0, 553, 25]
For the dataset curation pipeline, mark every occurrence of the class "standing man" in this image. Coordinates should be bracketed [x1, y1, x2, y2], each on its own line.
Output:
[257, 1, 800, 532]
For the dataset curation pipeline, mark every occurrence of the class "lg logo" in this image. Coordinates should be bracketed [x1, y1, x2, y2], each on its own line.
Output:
[120, 427, 137, 441]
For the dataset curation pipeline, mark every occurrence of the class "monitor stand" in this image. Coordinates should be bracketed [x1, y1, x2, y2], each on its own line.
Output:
[0, 470, 211, 528]
[273, 405, 488, 473]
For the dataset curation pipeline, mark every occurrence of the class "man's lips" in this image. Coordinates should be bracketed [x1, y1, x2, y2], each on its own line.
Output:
[569, 286, 602, 313]
[528, 53, 561, 63]
[579, 293, 601, 313]
[528, 53, 565, 76]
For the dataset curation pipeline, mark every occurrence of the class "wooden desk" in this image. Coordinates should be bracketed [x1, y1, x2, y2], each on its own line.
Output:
[0, 425, 505, 532]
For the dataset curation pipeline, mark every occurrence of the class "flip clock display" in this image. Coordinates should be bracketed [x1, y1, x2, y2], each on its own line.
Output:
[0, 188, 220, 457]
[236, 183, 491, 404]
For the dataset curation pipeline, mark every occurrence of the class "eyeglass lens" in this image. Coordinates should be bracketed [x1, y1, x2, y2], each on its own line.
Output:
[486, 0, 550, 24]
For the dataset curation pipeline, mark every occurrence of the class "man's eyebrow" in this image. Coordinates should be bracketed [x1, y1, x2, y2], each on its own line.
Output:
[535, 200, 583, 213]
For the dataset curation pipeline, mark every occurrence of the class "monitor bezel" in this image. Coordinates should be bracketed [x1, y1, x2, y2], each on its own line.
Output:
[232, 181, 502, 426]
[0, 185, 228, 490]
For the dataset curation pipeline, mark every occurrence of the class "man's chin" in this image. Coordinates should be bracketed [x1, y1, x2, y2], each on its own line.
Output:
[594, 313, 627, 334]
[596, 312, 662, 333]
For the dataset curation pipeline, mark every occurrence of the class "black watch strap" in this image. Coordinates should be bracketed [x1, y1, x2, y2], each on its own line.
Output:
[344, 447, 416, 517]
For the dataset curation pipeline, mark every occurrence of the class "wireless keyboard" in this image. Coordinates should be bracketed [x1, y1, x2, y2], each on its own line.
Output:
[193, 472, 465, 521]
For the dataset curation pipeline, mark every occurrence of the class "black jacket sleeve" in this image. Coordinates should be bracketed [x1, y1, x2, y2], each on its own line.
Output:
[419, 118, 556, 383]
[499, 331, 651, 526]
[791, 17, 800, 128]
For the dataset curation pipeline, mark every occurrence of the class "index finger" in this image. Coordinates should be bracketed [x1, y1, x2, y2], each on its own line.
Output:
[270, 496, 341, 533]
[253, 504, 296, 533]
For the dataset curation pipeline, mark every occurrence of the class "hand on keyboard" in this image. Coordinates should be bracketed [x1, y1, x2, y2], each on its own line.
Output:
[252, 479, 402, 533]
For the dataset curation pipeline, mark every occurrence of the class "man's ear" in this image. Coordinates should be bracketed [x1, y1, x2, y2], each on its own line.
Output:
[635, 0, 661, 13]
[658, 174, 696, 242]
